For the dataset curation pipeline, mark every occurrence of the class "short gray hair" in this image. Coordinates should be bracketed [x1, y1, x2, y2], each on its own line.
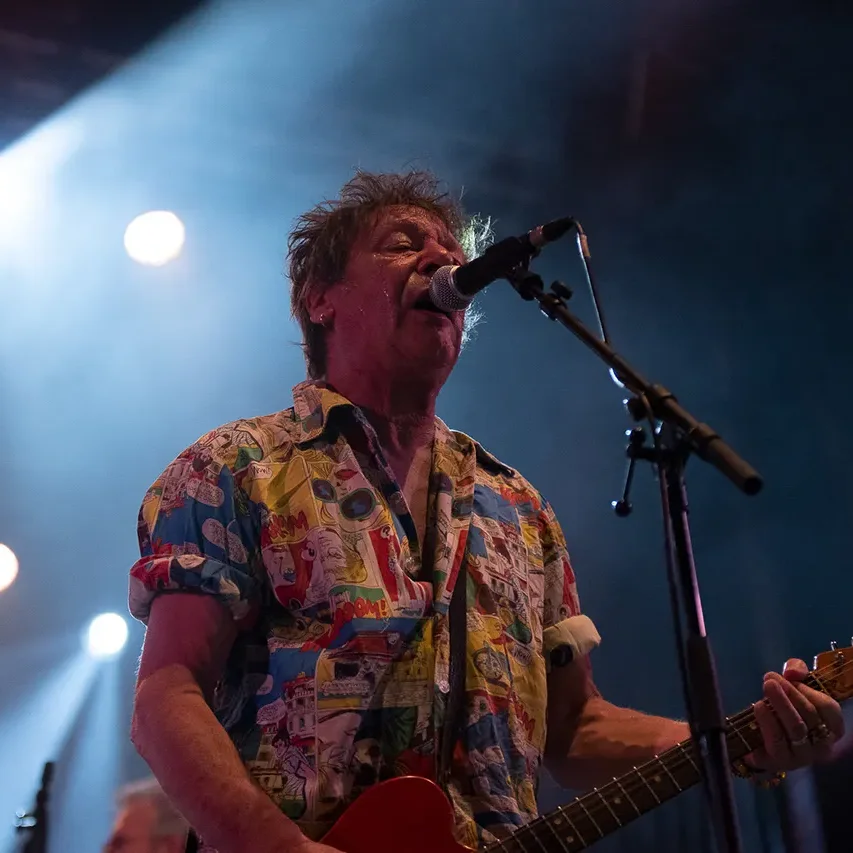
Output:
[116, 778, 188, 839]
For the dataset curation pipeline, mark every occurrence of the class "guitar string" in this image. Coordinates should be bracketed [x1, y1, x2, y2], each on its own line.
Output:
[490, 656, 852, 853]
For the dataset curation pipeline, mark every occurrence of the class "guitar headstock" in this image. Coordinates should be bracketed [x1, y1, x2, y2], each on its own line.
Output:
[813, 643, 853, 702]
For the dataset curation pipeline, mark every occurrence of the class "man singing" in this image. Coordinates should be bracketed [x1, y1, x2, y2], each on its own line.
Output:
[129, 170, 843, 853]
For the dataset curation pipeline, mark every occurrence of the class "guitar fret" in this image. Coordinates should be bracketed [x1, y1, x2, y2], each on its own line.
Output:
[524, 823, 550, 853]
[657, 756, 682, 792]
[507, 834, 531, 853]
[527, 823, 550, 853]
[677, 743, 700, 774]
[594, 787, 623, 827]
[557, 805, 587, 849]
[613, 777, 642, 816]
[634, 766, 661, 804]
[576, 797, 604, 839]
[541, 815, 572, 853]
[730, 722, 753, 754]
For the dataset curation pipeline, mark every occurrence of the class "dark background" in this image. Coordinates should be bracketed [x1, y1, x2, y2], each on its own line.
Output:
[0, 1, 851, 850]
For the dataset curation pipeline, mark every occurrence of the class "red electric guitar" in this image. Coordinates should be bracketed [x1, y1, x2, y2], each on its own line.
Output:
[323, 644, 853, 853]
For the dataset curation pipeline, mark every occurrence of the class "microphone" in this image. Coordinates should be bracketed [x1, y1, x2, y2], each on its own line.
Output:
[429, 216, 576, 312]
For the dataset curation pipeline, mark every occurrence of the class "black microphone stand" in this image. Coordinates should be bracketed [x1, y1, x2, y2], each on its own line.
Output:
[15, 762, 54, 853]
[505, 264, 762, 853]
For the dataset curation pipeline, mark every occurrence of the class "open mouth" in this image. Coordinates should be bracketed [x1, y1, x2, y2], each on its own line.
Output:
[412, 293, 450, 316]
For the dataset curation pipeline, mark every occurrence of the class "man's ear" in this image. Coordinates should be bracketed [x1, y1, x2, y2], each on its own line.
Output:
[304, 283, 335, 326]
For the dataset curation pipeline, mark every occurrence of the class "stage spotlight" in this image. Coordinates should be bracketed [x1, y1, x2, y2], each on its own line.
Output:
[85, 613, 128, 659]
[0, 543, 19, 592]
[124, 210, 185, 266]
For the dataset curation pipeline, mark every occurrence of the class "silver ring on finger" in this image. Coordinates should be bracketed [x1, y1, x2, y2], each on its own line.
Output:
[809, 723, 832, 743]
[789, 733, 810, 748]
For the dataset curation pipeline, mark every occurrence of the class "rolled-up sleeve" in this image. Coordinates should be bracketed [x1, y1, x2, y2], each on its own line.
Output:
[129, 440, 262, 625]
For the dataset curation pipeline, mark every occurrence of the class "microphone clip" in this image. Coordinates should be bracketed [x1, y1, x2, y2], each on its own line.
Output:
[506, 265, 574, 314]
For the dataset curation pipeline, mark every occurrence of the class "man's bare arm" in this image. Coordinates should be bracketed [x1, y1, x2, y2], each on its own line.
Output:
[132, 593, 316, 853]
[544, 655, 688, 791]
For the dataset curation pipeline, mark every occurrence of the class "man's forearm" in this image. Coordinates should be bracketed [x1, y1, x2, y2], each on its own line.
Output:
[132, 663, 307, 853]
[549, 696, 691, 791]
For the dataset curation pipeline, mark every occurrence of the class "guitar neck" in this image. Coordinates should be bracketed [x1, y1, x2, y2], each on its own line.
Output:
[487, 670, 825, 853]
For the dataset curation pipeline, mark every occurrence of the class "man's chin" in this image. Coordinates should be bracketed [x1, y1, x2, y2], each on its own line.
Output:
[395, 339, 460, 380]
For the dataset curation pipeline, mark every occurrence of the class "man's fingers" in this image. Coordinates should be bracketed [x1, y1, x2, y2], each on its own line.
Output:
[764, 676, 818, 743]
[750, 668, 846, 771]
[796, 682, 846, 740]
[782, 659, 810, 682]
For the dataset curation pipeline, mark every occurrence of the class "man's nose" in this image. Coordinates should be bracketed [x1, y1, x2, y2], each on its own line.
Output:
[416, 240, 455, 277]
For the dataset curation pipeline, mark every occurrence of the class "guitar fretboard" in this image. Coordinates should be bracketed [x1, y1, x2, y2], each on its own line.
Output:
[485, 671, 825, 853]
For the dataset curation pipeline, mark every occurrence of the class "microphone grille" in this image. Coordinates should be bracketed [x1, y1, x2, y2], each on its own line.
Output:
[429, 265, 471, 312]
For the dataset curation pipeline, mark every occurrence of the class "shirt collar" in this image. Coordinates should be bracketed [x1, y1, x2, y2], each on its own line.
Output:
[436, 418, 517, 479]
[290, 380, 355, 444]
[290, 380, 516, 479]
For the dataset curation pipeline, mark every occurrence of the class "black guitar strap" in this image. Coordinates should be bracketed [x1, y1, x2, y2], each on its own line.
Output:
[438, 564, 468, 790]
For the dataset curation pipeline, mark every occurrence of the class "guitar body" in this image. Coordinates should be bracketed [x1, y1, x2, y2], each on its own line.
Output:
[322, 776, 473, 853]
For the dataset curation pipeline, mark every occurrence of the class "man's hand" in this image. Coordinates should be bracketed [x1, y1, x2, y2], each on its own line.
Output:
[748, 658, 845, 772]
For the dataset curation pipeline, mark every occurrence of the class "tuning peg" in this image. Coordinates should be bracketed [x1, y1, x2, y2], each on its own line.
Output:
[831, 641, 837, 651]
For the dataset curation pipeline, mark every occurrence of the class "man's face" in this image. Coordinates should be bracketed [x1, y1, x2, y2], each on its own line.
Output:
[316, 205, 468, 390]
[103, 802, 184, 853]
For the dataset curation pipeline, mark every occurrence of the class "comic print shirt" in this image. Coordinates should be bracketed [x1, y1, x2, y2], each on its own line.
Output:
[129, 381, 581, 847]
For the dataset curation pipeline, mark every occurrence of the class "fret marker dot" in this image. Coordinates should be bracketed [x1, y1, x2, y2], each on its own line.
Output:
[653, 776, 661, 783]
[554, 818, 562, 826]
[614, 797, 621, 804]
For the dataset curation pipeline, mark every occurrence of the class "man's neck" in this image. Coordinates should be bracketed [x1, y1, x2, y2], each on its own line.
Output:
[322, 369, 437, 485]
